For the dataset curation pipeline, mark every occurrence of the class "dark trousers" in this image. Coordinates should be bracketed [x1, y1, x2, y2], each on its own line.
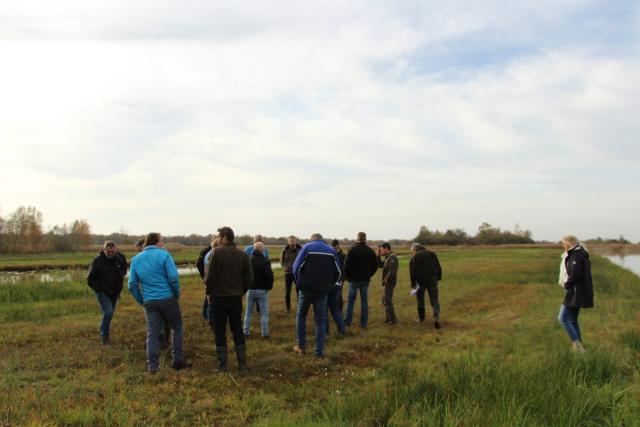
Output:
[416, 277, 440, 320]
[284, 272, 296, 311]
[382, 284, 397, 323]
[212, 296, 245, 347]
[143, 297, 183, 371]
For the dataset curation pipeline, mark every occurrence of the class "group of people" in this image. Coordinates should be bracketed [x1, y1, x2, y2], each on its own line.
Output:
[86, 229, 594, 374]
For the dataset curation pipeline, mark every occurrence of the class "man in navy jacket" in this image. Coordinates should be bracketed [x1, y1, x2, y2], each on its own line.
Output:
[292, 233, 341, 358]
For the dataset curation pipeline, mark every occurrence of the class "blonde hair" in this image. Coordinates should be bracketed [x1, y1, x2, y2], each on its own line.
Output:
[562, 235, 579, 246]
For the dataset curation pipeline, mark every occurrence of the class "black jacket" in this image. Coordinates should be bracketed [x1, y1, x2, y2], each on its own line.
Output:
[409, 246, 442, 288]
[344, 242, 378, 282]
[87, 251, 127, 297]
[335, 249, 346, 283]
[563, 245, 594, 308]
[280, 244, 302, 273]
[250, 252, 274, 290]
[196, 245, 212, 279]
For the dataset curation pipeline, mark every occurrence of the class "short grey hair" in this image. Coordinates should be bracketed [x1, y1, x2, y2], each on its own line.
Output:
[411, 242, 424, 252]
[254, 241, 265, 252]
[310, 233, 323, 240]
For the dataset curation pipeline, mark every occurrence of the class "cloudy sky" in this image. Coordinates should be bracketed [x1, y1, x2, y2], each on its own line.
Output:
[1, 1, 639, 241]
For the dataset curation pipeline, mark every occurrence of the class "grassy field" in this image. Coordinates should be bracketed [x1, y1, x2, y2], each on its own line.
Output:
[1, 248, 640, 426]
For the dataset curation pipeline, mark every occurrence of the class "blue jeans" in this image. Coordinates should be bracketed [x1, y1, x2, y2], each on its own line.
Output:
[327, 285, 346, 334]
[143, 297, 183, 371]
[297, 291, 328, 357]
[344, 281, 369, 328]
[95, 291, 118, 338]
[244, 289, 270, 337]
[558, 305, 582, 342]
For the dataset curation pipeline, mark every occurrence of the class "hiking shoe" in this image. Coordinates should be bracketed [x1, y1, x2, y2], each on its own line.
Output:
[388, 320, 398, 326]
[293, 345, 305, 355]
[572, 341, 585, 353]
[171, 360, 192, 371]
[101, 336, 110, 345]
[262, 335, 270, 340]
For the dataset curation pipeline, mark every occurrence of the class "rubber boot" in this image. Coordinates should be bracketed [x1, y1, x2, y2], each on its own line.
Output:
[235, 344, 248, 372]
[216, 346, 228, 372]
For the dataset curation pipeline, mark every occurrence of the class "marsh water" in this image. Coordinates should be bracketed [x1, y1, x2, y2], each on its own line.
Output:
[0, 263, 282, 285]
[603, 255, 640, 277]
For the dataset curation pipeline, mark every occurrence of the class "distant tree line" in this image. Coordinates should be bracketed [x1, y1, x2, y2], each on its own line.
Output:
[413, 223, 535, 245]
[584, 235, 631, 244]
[0, 206, 92, 253]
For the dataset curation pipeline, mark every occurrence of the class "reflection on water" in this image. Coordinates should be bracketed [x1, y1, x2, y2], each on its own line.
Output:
[604, 255, 640, 277]
[0, 262, 282, 285]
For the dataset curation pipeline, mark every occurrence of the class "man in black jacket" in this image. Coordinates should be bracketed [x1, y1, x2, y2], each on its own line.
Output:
[409, 242, 442, 328]
[280, 236, 302, 313]
[343, 232, 378, 329]
[87, 241, 128, 345]
[244, 242, 274, 338]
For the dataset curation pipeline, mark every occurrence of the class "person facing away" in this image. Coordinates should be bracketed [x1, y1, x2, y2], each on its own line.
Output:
[292, 233, 341, 358]
[87, 240, 128, 345]
[557, 235, 594, 353]
[205, 226, 253, 372]
[377, 242, 398, 325]
[135, 237, 170, 349]
[409, 242, 442, 329]
[128, 232, 188, 373]
[280, 235, 302, 313]
[343, 232, 379, 329]
[244, 242, 274, 338]
[196, 237, 216, 323]
[245, 234, 270, 258]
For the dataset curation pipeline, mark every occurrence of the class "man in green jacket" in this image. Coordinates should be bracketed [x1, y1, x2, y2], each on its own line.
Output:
[377, 242, 398, 325]
[205, 226, 253, 372]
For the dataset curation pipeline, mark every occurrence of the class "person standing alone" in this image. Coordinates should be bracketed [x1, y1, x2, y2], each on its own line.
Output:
[409, 242, 442, 329]
[558, 235, 593, 353]
[343, 232, 378, 329]
[87, 241, 128, 345]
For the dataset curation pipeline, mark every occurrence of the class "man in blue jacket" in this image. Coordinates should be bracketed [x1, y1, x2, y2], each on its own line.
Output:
[292, 233, 341, 358]
[128, 232, 188, 374]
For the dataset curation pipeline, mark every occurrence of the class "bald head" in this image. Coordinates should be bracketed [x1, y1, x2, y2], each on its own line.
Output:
[253, 241, 265, 253]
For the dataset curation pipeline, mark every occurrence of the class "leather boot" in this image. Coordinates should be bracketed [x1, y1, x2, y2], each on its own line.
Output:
[216, 346, 228, 372]
[235, 344, 248, 372]
[417, 306, 425, 321]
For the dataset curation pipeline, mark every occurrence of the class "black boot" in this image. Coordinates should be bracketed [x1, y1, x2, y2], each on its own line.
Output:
[216, 346, 227, 372]
[235, 344, 248, 372]
[417, 306, 425, 322]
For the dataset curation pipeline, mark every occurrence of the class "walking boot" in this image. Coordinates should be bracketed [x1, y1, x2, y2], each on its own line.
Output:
[235, 344, 248, 372]
[417, 307, 425, 322]
[216, 346, 228, 372]
[572, 341, 585, 353]
[433, 313, 441, 329]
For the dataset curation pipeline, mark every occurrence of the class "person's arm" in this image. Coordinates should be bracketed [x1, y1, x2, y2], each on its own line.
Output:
[434, 254, 442, 281]
[127, 262, 144, 305]
[87, 258, 100, 291]
[409, 257, 416, 289]
[387, 255, 398, 286]
[292, 245, 307, 282]
[280, 248, 286, 269]
[165, 253, 180, 298]
[118, 253, 128, 276]
[265, 259, 274, 290]
[370, 250, 379, 277]
[242, 255, 253, 294]
[564, 254, 584, 289]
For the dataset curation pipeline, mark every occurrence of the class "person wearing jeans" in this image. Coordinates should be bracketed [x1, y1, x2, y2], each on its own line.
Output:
[557, 235, 594, 353]
[128, 232, 188, 373]
[205, 226, 253, 372]
[244, 243, 274, 338]
[343, 232, 378, 329]
[87, 241, 127, 345]
[292, 233, 341, 358]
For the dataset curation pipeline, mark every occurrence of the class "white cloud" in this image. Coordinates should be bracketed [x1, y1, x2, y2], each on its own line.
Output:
[1, 1, 639, 241]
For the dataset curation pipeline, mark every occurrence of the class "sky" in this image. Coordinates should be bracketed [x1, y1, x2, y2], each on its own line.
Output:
[1, 0, 639, 242]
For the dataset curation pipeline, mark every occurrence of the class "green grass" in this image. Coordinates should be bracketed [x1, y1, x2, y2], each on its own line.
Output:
[1, 248, 639, 426]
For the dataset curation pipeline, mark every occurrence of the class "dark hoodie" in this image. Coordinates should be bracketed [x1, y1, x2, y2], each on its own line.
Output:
[563, 245, 594, 308]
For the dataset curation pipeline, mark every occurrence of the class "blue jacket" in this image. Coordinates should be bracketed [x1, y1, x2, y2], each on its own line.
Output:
[128, 246, 179, 305]
[293, 239, 341, 293]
